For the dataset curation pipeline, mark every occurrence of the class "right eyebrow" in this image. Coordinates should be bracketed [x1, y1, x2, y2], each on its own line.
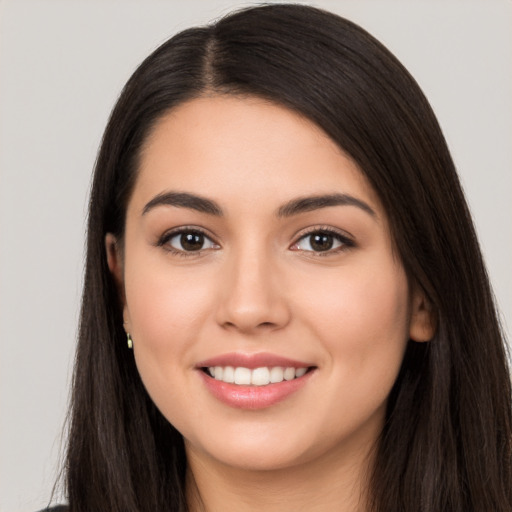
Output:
[276, 193, 376, 219]
[142, 191, 223, 216]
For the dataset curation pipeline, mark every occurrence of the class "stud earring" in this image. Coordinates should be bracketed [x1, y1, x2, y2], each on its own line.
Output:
[127, 333, 133, 349]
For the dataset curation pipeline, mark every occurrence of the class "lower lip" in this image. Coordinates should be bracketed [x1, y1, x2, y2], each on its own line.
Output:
[198, 369, 315, 410]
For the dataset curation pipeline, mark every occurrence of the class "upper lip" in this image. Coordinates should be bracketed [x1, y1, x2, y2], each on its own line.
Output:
[196, 352, 314, 370]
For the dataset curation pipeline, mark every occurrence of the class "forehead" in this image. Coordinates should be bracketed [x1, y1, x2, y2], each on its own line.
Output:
[132, 95, 382, 215]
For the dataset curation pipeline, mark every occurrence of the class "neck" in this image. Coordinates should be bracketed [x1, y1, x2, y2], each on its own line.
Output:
[185, 441, 375, 512]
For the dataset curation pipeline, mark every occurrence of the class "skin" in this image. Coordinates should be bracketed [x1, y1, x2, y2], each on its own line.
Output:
[107, 95, 434, 512]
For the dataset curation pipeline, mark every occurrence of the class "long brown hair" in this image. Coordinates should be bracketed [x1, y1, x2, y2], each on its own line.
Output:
[64, 4, 512, 511]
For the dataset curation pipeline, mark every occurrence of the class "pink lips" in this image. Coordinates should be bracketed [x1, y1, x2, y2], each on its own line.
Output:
[196, 352, 315, 410]
[196, 352, 312, 370]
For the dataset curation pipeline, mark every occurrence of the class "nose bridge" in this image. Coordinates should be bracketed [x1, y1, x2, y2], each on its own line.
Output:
[216, 239, 289, 332]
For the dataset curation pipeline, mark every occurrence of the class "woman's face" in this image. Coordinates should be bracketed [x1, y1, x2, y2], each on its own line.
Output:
[108, 95, 432, 473]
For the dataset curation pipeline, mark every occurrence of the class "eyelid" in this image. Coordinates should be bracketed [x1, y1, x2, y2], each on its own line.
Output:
[289, 225, 355, 253]
[157, 226, 220, 254]
[156, 224, 354, 255]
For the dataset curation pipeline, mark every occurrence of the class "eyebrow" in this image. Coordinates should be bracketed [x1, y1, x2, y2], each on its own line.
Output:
[276, 193, 376, 218]
[142, 192, 223, 216]
[142, 191, 376, 219]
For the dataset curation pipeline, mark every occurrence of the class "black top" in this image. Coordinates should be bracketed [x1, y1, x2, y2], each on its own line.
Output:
[38, 507, 68, 512]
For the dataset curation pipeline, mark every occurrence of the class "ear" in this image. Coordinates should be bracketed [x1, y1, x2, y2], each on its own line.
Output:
[105, 233, 127, 311]
[409, 283, 436, 342]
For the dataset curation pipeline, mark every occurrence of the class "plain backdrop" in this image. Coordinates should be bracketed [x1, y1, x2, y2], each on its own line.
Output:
[0, 1, 511, 510]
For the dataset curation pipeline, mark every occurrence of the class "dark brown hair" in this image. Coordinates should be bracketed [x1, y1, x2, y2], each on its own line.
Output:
[63, 4, 512, 511]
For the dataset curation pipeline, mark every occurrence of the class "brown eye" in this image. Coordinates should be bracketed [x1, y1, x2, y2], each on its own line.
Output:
[166, 230, 218, 252]
[309, 233, 334, 251]
[180, 232, 204, 251]
[292, 230, 352, 253]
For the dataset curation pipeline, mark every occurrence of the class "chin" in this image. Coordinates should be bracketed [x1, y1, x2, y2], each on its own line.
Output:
[185, 428, 323, 473]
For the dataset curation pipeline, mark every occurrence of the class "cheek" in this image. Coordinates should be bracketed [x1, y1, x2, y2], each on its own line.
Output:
[123, 259, 217, 425]
[123, 255, 217, 398]
[296, 261, 410, 373]
[125, 259, 214, 345]
[291, 262, 410, 442]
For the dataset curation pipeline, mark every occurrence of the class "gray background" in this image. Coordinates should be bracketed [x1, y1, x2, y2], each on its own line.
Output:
[1, 1, 511, 510]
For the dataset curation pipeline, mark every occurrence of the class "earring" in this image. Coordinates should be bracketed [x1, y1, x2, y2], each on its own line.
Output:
[127, 333, 133, 349]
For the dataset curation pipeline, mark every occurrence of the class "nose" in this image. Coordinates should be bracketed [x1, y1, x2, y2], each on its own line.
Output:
[215, 247, 291, 334]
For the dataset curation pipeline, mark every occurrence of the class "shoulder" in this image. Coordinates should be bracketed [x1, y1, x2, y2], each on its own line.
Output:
[37, 507, 69, 512]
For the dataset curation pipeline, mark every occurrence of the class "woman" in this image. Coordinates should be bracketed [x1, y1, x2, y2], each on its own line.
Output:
[51, 4, 512, 511]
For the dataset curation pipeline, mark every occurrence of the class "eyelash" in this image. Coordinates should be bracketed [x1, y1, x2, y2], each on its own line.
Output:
[157, 226, 217, 258]
[291, 226, 355, 257]
[157, 226, 355, 257]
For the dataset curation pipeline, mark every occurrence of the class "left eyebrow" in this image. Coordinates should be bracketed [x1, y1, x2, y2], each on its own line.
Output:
[142, 191, 223, 216]
[276, 193, 376, 218]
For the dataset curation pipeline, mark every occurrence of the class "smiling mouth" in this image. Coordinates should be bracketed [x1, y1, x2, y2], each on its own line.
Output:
[202, 366, 315, 386]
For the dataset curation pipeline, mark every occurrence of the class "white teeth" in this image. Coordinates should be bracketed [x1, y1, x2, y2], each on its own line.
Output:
[234, 367, 252, 385]
[206, 365, 309, 385]
[251, 367, 270, 386]
[283, 367, 296, 381]
[295, 367, 307, 377]
[269, 367, 284, 383]
[223, 366, 235, 383]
